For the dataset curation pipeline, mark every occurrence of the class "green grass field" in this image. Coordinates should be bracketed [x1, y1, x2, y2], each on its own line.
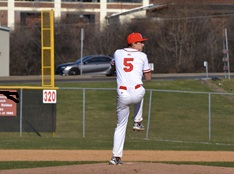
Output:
[1, 78, 234, 169]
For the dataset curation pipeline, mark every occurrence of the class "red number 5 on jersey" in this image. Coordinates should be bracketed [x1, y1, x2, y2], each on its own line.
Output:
[123, 58, 134, 72]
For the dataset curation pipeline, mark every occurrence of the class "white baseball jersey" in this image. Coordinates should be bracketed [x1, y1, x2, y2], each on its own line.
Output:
[114, 48, 151, 87]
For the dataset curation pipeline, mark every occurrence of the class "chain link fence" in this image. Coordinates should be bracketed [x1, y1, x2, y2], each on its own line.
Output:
[1, 87, 234, 145]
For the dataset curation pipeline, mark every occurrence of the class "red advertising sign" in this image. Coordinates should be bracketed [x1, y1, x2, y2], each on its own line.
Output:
[0, 90, 17, 116]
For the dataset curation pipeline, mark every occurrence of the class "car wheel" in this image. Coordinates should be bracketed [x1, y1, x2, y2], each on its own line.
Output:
[68, 68, 80, 75]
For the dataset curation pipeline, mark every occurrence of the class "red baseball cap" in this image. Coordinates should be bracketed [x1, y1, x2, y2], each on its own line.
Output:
[127, 32, 148, 44]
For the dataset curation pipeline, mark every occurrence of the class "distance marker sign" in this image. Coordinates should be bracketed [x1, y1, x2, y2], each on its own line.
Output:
[43, 90, 57, 104]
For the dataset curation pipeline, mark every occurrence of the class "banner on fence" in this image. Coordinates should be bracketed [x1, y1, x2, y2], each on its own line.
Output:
[0, 90, 17, 116]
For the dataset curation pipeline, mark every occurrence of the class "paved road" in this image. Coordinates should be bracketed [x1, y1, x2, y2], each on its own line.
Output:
[0, 73, 232, 84]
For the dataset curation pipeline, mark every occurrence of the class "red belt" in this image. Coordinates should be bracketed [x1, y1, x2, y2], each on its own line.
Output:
[119, 84, 141, 90]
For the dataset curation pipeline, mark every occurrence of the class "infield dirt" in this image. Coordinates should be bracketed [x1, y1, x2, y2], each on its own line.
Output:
[0, 150, 234, 174]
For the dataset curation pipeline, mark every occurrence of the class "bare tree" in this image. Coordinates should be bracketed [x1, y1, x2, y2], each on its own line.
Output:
[10, 25, 41, 75]
[150, 3, 224, 73]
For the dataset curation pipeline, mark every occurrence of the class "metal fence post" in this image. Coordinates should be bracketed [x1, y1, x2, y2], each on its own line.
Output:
[20, 89, 23, 137]
[82, 88, 86, 138]
[146, 89, 152, 139]
[208, 93, 211, 141]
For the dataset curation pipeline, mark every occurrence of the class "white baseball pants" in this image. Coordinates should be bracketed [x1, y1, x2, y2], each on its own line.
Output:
[112, 85, 145, 157]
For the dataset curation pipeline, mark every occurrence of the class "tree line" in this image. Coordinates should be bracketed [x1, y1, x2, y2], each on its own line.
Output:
[10, 3, 234, 75]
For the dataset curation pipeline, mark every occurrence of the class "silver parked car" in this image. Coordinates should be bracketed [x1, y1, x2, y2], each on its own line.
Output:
[55, 55, 115, 76]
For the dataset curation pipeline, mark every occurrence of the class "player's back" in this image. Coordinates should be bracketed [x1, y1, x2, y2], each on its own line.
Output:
[114, 48, 147, 87]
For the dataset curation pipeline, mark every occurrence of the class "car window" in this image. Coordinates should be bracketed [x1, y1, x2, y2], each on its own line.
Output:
[85, 57, 100, 64]
[81, 56, 112, 65]
[99, 57, 112, 63]
[84, 57, 110, 64]
[76, 56, 91, 64]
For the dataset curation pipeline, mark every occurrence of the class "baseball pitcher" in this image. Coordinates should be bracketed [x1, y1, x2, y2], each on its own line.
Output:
[109, 32, 152, 165]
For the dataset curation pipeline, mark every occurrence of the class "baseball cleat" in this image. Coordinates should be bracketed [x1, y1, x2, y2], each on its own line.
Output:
[133, 122, 145, 131]
[109, 157, 122, 165]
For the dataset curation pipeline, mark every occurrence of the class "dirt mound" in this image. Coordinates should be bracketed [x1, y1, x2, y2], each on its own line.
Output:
[0, 150, 234, 174]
